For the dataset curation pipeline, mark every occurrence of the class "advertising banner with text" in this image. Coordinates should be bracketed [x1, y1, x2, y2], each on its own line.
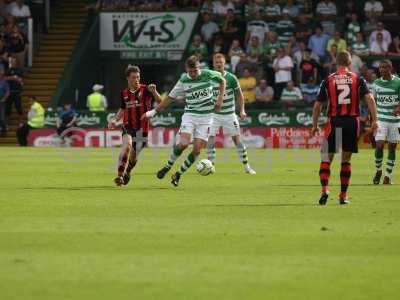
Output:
[29, 127, 327, 149]
[100, 12, 198, 60]
[43, 110, 327, 128]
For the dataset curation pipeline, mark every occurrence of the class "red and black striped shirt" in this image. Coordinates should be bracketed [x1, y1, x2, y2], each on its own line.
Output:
[120, 84, 154, 133]
[317, 68, 370, 117]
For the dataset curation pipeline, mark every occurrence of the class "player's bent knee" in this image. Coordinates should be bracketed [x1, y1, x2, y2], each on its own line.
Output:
[192, 149, 201, 157]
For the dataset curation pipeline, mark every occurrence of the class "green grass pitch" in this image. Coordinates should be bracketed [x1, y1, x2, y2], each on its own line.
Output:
[1, 147, 400, 300]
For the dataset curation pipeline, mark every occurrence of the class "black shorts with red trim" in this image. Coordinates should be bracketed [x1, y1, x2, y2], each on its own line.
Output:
[121, 125, 148, 151]
[322, 116, 360, 153]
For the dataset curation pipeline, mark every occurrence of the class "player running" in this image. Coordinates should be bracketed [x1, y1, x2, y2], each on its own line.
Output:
[311, 51, 378, 205]
[372, 60, 400, 185]
[206, 53, 256, 174]
[108, 65, 162, 186]
[143, 55, 226, 187]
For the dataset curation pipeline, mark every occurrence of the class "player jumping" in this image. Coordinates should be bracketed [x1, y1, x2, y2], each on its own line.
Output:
[311, 51, 378, 205]
[108, 65, 162, 186]
[207, 53, 256, 174]
[372, 60, 400, 185]
[143, 55, 226, 187]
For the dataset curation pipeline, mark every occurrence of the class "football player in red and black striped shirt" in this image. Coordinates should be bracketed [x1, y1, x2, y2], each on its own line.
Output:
[311, 51, 378, 205]
[108, 65, 162, 186]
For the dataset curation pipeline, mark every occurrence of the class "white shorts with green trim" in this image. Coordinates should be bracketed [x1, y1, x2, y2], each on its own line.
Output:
[179, 113, 213, 142]
[209, 113, 240, 137]
[376, 121, 400, 143]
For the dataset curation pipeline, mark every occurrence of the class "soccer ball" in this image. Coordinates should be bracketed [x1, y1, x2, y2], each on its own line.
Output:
[196, 159, 215, 176]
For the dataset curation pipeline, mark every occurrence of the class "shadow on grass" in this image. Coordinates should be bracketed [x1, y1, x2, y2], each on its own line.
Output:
[16, 186, 170, 191]
[268, 183, 399, 187]
[212, 203, 318, 207]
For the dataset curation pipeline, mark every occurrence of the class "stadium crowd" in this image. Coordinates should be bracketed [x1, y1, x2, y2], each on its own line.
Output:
[0, 0, 34, 136]
[92, 0, 400, 111]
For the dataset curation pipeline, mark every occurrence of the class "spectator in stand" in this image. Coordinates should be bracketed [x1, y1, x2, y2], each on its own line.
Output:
[5, 55, 23, 117]
[308, 25, 330, 62]
[327, 31, 347, 53]
[280, 80, 304, 108]
[209, 33, 225, 55]
[187, 34, 208, 58]
[389, 36, 400, 56]
[201, 0, 214, 14]
[295, 13, 313, 44]
[245, 9, 269, 46]
[56, 103, 77, 139]
[363, 15, 378, 37]
[264, 0, 281, 31]
[0, 39, 9, 71]
[262, 30, 282, 81]
[382, 0, 400, 16]
[220, 9, 240, 50]
[254, 78, 275, 109]
[263, 31, 282, 62]
[16, 96, 44, 146]
[275, 9, 295, 47]
[299, 48, 319, 85]
[369, 22, 392, 48]
[352, 32, 369, 58]
[286, 36, 301, 58]
[228, 39, 244, 73]
[370, 32, 389, 68]
[244, 0, 261, 20]
[272, 47, 294, 100]
[7, 0, 31, 21]
[6, 25, 27, 67]
[346, 14, 361, 45]
[315, 0, 337, 35]
[343, 0, 358, 25]
[370, 32, 389, 55]
[364, 0, 383, 18]
[235, 52, 258, 77]
[200, 12, 220, 44]
[0, 68, 9, 136]
[348, 46, 364, 75]
[283, 0, 300, 18]
[87, 84, 108, 112]
[301, 77, 319, 105]
[239, 68, 257, 108]
[323, 44, 337, 75]
[293, 41, 320, 69]
[212, 0, 234, 17]
[246, 36, 263, 63]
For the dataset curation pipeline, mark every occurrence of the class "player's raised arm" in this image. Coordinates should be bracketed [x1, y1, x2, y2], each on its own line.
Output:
[142, 96, 174, 120]
[147, 84, 162, 103]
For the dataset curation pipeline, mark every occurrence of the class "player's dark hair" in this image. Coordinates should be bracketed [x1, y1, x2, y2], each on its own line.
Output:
[125, 65, 140, 77]
[186, 55, 199, 68]
[336, 51, 352, 67]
